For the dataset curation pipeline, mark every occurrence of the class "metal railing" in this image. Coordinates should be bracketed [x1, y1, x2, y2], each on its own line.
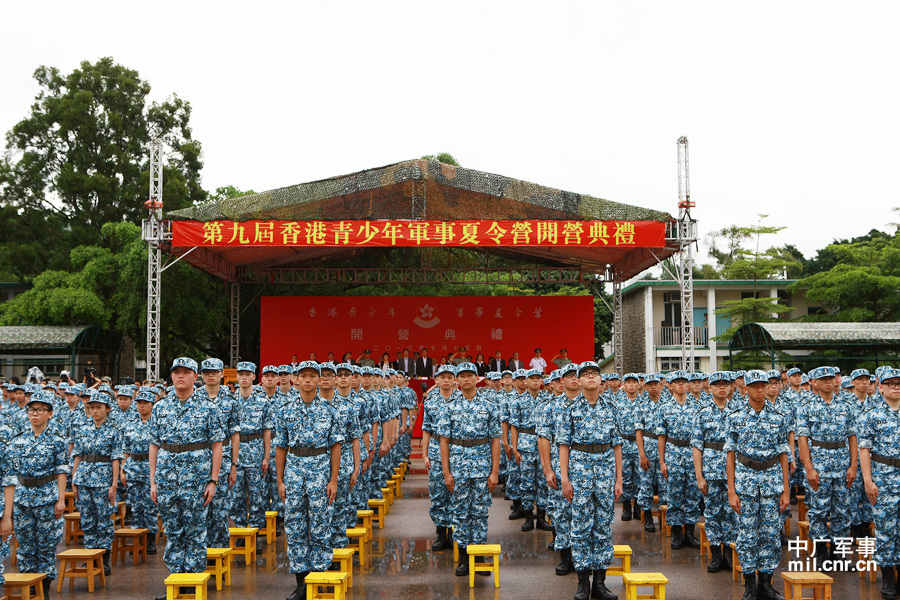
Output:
[655, 326, 708, 347]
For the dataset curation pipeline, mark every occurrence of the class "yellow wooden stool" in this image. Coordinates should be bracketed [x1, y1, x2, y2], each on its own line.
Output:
[856, 548, 877, 582]
[781, 571, 833, 600]
[63, 512, 83, 545]
[381, 487, 394, 511]
[368, 499, 386, 529]
[56, 548, 106, 593]
[346, 527, 369, 569]
[798, 521, 810, 549]
[390, 475, 403, 498]
[112, 501, 126, 528]
[229, 527, 258, 566]
[607, 545, 633, 577]
[164, 572, 211, 600]
[697, 523, 710, 560]
[356, 509, 374, 541]
[332, 547, 356, 587]
[64, 491, 76, 512]
[305, 571, 348, 600]
[157, 516, 166, 544]
[205, 548, 232, 591]
[797, 495, 808, 522]
[265, 511, 279, 545]
[3, 573, 46, 600]
[112, 527, 149, 566]
[466, 544, 501, 588]
[730, 543, 743, 583]
[10, 534, 17, 569]
[622, 572, 668, 600]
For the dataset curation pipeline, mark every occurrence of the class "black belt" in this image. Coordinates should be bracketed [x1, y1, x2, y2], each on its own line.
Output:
[160, 442, 211, 453]
[571, 443, 612, 454]
[810, 439, 846, 450]
[737, 453, 780, 471]
[80, 454, 112, 463]
[703, 441, 725, 451]
[288, 446, 328, 457]
[129, 453, 149, 461]
[449, 438, 490, 447]
[517, 427, 536, 435]
[19, 474, 56, 487]
[871, 453, 900, 468]
[640, 433, 658, 440]
[240, 431, 264, 442]
[666, 438, 690, 448]
[622, 434, 636, 442]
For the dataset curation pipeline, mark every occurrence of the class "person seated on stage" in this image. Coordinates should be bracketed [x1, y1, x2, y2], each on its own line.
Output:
[357, 350, 375, 367]
[474, 353, 489, 376]
[553, 348, 573, 369]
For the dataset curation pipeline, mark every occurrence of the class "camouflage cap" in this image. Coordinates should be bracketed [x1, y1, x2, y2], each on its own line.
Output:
[666, 370, 689, 383]
[809, 366, 836, 380]
[237, 361, 257, 373]
[319, 362, 338, 374]
[879, 367, 900, 383]
[435, 364, 456, 377]
[261, 365, 278, 375]
[277, 364, 292, 375]
[744, 369, 769, 385]
[26, 390, 55, 408]
[296, 361, 321, 375]
[850, 368, 871, 381]
[785, 368, 802, 377]
[577, 361, 601, 377]
[88, 391, 113, 407]
[200, 358, 224, 372]
[170, 357, 199, 373]
[135, 390, 157, 403]
[512, 369, 528, 380]
[708, 371, 731, 385]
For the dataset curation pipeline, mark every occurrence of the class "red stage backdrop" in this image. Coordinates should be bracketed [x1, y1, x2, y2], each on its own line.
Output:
[260, 296, 594, 367]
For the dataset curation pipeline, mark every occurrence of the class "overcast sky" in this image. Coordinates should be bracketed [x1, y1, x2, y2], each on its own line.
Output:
[2, 1, 898, 268]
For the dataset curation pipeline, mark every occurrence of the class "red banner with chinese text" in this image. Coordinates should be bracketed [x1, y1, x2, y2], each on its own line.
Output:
[259, 296, 594, 369]
[172, 219, 665, 248]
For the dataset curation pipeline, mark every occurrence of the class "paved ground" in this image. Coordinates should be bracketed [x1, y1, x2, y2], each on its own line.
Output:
[14, 457, 885, 599]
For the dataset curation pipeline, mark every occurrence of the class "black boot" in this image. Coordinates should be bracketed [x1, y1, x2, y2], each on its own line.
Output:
[757, 571, 784, 600]
[509, 500, 529, 520]
[521, 511, 535, 532]
[42, 578, 52, 600]
[103, 551, 111, 575]
[670, 525, 684, 549]
[741, 572, 757, 600]
[720, 544, 732, 570]
[455, 546, 469, 576]
[286, 572, 307, 600]
[147, 537, 157, 555]
[537, 509, 553, 531]
[574, 570, 591, 600]
[591, 569, 616, 600]
[707, 544, 725, 572]
[684, 523, 701, 549]
[432, 526, 451, 551]
[643, 508, 656, 532]
[547, 528, 556, 550]
[881, 565, 897, 600]
[621, 499, 632, 521]
[555, 549, 574, 576]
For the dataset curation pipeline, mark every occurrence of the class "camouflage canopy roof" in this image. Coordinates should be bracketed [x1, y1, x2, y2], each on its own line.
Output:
[168, 159, 672, 223]
[730, 322, 900, 350]
[0, 325, 91, 351]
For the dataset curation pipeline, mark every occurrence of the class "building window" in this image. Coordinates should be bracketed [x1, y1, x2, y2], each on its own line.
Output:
[741, 291, 762, 300]
[659, 357, 700, 371]
[662, 292, 681, 327]
[808, 306, 826, 316]
[777, 290, 792, 307]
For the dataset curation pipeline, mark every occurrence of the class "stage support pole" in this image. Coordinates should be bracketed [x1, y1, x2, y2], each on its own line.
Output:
[230, 282, 240, 367]
[612, 270, 624, 376]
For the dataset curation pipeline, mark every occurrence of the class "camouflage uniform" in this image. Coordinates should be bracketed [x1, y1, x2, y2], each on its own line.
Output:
[436, 385, 500, 549]
[328, 381, 360, 548]
[150, 359, 225, 574]
[614, 380, 641, 508]
[511, 382, 541, 514]
[656, 376, 702, 529]
[858, 369, 900, 568]
[503, 375, 524, 505]
[72, 398, 123, 553]
[635, 380, 667, 512]
[230, 382, 273, 529]
[351, 382, 372, 513]
[0, 434, 10, 584]
[274, 377, 344, 574]
[691, 382, 736, 546]
[538, 385, 572, 552]
[557, 388, 621, 572]
[422, 385, 455, 529]
[795, 368, 856, 543]
[725, 375, 789, 576]
[4, 392, 70, 579]
[121, 394, 158, 536]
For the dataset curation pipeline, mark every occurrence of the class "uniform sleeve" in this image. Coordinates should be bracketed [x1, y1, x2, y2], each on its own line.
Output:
[654, 404, 667, 437]
[0, 444, 15, 488]
[536, 403, 552, 440]
[690, 409, 704, 450]
[149, 404, 161, 446]
[207, 403, 226, 443]
[421, 401, 433, 434]
[329, 404, 346, 448]
[609, 406, 623, 448]
[723, 413, 738, 453]
[54, 438, 71, 476]
[263, 402, 274, 431]
[435, 402, 451, 439]
[634, 402, 646, 431]
[794, 402, 810, 438]
[556, 404, 572, 446]
[274, 408, 288, 450]
[846, 401, 858, 438]
[857, 410, 873, 449]
[228, 398, 241, 435]
[776, 414, 790, 456]
[72, 433, 83, 457]
[111, 429, 124, 461]
[488, 401, 501, 439]
[348, 405, 361, 440]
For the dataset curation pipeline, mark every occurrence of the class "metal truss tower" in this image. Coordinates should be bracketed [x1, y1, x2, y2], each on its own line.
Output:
[676, 136, 698, 371]
[142, 140, 164, 382]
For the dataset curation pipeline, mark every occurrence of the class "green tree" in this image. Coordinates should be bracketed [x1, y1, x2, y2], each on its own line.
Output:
[0, 57, 205, 278]
[421, 153, 460, 166]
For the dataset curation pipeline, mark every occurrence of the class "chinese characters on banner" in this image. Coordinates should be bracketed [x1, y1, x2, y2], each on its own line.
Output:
[259, 296, 594, 367]
[172, 219, 666, 248]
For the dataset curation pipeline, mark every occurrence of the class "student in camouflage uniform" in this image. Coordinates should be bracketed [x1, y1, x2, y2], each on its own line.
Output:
[510, 369, 544, 531]
[275, 361, 343, 600]
[230, 363, 273, 529]
[691, 371, 735, 572]
[437, 362, 500, 577]
[847, 368, 875, 539]
[0, 438, 9, 588]
[615, 373, 642, 522]
[120, 389, 158, 554]
[505, 370, 528, 519]
[196, 358, 240, 549]
[71, 390, 122, 575]
[726, 369, 791, 600]
[350, 366, 374, 514]
[422, 364, 457, 551]
[558, 361, 622, 600]
[635, 373, 666, 532]
[2, 390, 70, 599]
[859, 366, 900, 599]
[149, 357, 225, 600]
[321, 362, 360, 549]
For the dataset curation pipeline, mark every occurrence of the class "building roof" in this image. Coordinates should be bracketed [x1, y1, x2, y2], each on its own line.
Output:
[729, 322, 900, 351]
[169, 159, 673, 223]
[623, 279, 797, 296]
[0, 325, 92, 351]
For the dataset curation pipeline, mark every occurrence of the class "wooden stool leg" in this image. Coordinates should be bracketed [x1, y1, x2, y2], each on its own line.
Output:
[493, 554, 500, 588]
[468, 552, 475, 588]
